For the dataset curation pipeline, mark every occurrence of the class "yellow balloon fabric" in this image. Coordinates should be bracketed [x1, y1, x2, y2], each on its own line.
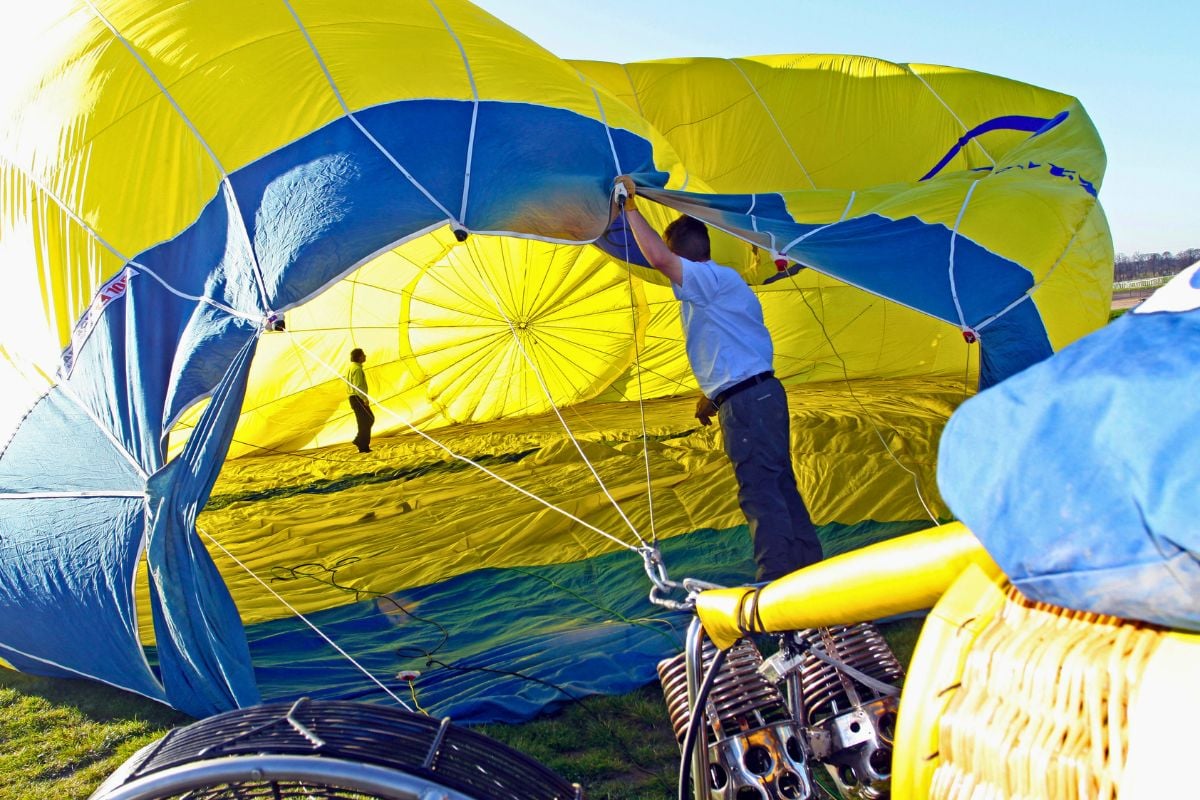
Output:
[1, 2, 1112, 721]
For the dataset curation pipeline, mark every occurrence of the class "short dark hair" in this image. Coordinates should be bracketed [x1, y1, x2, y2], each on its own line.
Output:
[350, 348, 365, 362]
[663, 215, 711, 261]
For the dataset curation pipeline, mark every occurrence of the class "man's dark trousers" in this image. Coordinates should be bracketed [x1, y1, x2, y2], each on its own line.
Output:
[718, 377, 822, 581]
[349, 395, 374, 452]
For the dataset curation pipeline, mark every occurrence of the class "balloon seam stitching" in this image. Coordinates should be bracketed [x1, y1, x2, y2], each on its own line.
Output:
[904, 64, 997, 166]
[975, 215, 1086, 332]
[81, 0, 275, 317]
[948, 180, 981, 332]
[279, 0, 460, 225]
[727, 59, 816, 189]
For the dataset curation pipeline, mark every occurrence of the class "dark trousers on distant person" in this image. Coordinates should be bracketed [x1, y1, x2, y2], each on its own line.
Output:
[349, 395, 374, 452]
[718, 376, 822, 582]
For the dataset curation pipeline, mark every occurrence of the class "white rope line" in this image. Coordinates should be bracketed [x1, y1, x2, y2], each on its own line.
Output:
[461, 237, 646, 545]
[133, 264, 258, 321]
[280, 0, 459, 224]
[282, 332, 638, 552]
[641, 187, 946, 325]
[425, 0, 481, 223]
[617, 63, 647, 118]
[728, 59, 816, 189]
[976, 222, 1083, 332]
[948, 180, 981, 333]
[784, 271, 940, 526]
[629, 275, 658, 543]
[591, 87, 623, 175]
[588, 83, 661, 542]
[460, 102, 481, 224]
[904, 64, 996, 166]
[0, 490, 145, 500]
[778, 191, 857, 255]
[0, 154, 255, 323]
[429, 0, 480, 101]
[747, 193, 759, 235]
[82, 0, 273, 312]
[195, 526, 413, 711]
[614, 209, 658, 542]
[57, 381, 151, 480]
[0, 639, 166, 703]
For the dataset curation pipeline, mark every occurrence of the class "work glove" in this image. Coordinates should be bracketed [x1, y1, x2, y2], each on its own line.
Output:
[695, 395, 717, 426]
[613, 175, 637, 212]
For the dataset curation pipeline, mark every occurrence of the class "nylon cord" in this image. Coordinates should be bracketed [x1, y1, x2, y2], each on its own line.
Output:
[458, 235, 649, 547]
[783, 269, 941, 525]
[618, 206, 661, 544]
[196, 525, 414, 711]
[282, 328, 640, 553]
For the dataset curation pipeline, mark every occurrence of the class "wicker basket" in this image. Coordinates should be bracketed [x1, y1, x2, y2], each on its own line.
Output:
[893, 564, 1197, 800]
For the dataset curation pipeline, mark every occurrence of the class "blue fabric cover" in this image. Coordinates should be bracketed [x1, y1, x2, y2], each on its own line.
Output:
[596, 179, 1051, 388]
[938, 265, 1200, 630]
[246, 519, 928, 724]
[0, 99, 659, 718]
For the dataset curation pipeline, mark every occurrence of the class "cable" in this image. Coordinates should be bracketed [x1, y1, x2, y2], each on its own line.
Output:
[678, 646, 727, 800]
[617, 198, 661, 544]
[460, 234, 647, 547]
[962, 337, 974, 402]
[282, 330, 640, 553]
[784, 269, 941, 526]
[196, 526, 414, 711]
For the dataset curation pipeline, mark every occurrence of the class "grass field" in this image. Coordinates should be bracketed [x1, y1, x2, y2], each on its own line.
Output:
[0, 617, 922, 799]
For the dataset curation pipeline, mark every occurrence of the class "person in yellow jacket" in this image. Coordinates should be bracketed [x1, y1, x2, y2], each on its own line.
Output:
[345, 348, 374, 453]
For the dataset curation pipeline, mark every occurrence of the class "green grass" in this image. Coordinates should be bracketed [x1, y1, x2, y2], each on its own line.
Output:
[478, 684, 681, 798]
[0, 670, 189, 800]
[0, 618, 922, 799]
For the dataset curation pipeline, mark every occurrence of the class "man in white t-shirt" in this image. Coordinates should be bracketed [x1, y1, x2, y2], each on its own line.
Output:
[613, 175, 822, 581]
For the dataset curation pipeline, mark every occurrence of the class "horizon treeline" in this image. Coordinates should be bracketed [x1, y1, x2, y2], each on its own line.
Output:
[1114, 248, 1199, 282]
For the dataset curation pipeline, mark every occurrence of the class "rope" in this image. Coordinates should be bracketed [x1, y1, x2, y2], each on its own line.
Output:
[783, 269, 941, 526]
[615, 200, 660, 544]
[82, 0, 273, 314]
[460, 235, 648, 547]
[593, 97, 661, 543]
[282, 330, 640, 553]
[56, 382, 150, 481]
[281, 0, 461, 225]
[727, 59, 816, 189]
[975, 220, 1084, 334]
[947, 181, 982, 337]
[196, 525, 413, 711]
[778, 192, 857, 254]
[905, 64, 996, 167]
[0, 153, 258, 385]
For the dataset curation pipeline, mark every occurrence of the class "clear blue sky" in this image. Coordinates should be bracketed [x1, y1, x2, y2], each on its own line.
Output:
[477, 0, 1197, 257]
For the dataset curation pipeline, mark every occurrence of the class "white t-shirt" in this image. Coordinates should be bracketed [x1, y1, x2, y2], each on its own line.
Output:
[672, 258, 774, 398]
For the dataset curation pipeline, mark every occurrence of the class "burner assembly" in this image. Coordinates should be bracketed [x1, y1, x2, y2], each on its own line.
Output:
[659, 619, 904, 800]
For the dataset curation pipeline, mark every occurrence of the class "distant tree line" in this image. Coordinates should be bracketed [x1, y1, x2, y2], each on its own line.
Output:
[1114, 248, 1199, 282]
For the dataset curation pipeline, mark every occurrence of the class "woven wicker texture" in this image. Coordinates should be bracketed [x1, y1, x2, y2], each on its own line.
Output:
[929, 585, 1162, 800]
